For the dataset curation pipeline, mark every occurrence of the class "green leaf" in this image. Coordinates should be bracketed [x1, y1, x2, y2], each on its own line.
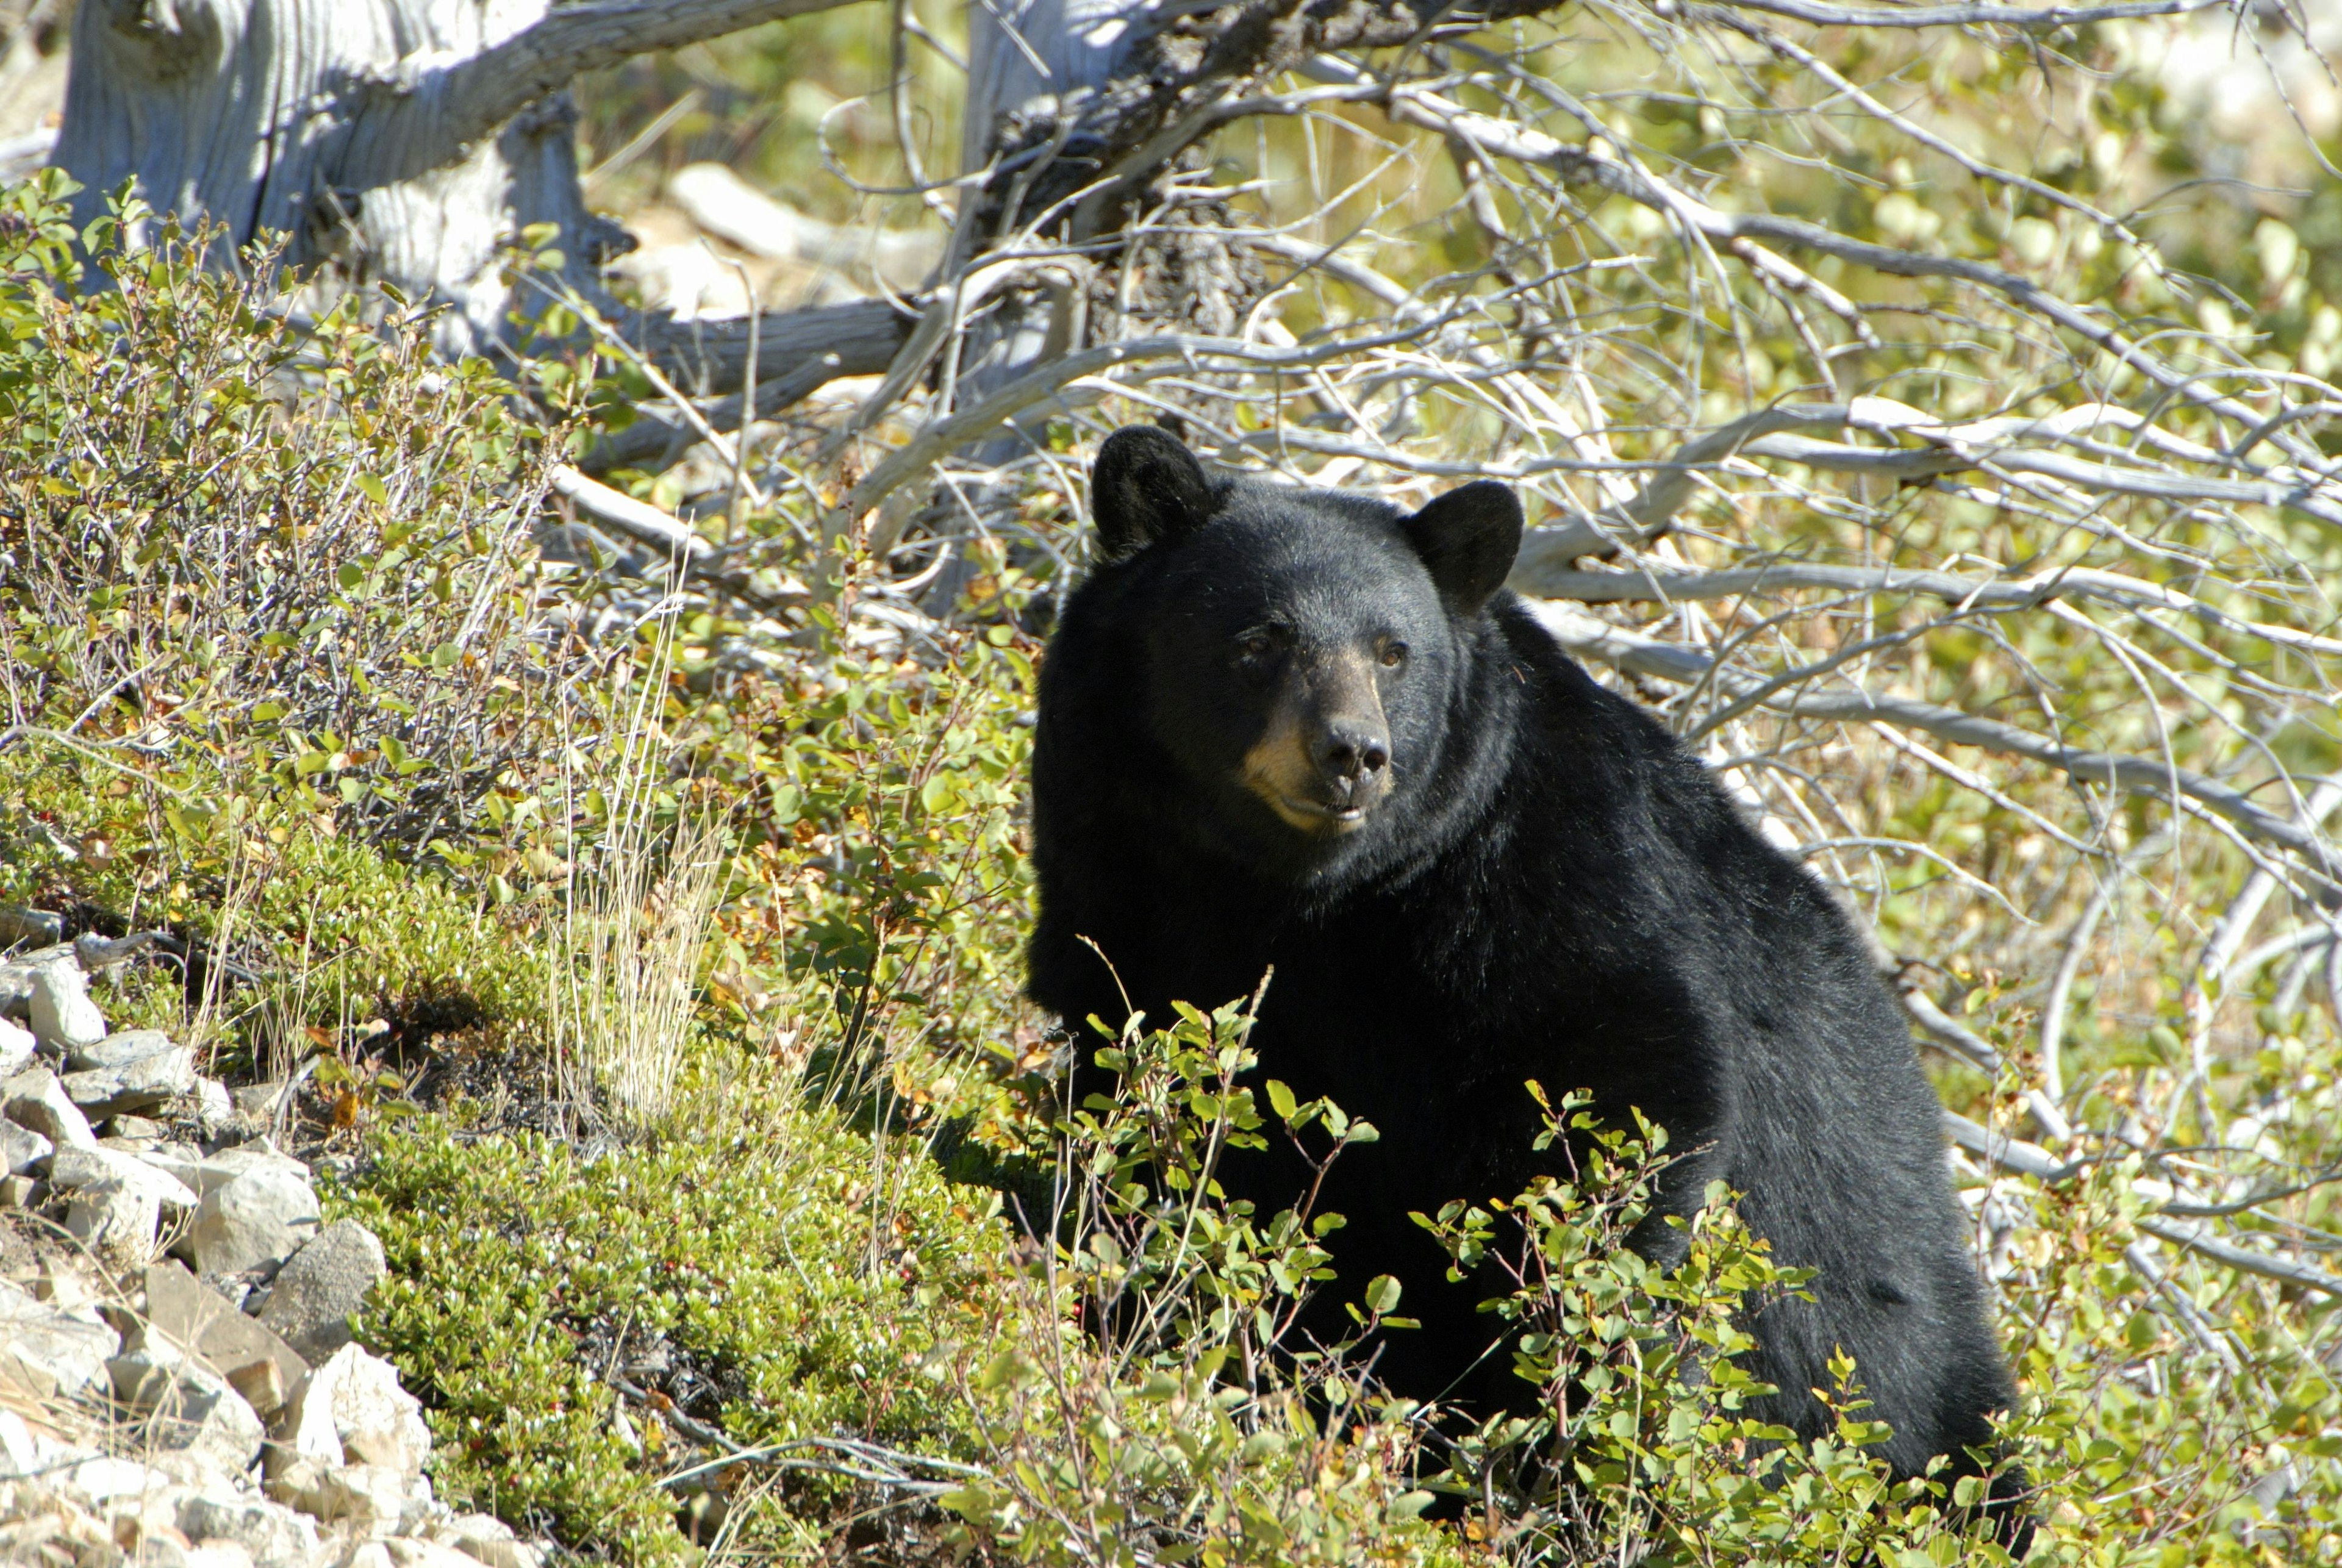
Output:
[1266, 1078, 1297, 1121]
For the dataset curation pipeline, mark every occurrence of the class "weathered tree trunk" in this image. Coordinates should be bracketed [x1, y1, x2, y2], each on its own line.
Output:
[954, 0, 1137, 394]
[53, 0, 903, 389]
[62, 0, 603, 357]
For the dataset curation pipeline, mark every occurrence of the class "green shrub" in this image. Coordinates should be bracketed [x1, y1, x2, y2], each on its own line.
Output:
[342, 1097, 1020, 1563]
[0, 176, 579, 871]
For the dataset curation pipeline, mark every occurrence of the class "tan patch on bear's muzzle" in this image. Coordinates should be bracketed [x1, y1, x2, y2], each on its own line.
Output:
[1242, 701, 1338, 832]
[1238, 654, 1389, 834]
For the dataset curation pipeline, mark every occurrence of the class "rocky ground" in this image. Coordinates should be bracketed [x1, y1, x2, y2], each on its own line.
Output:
[0, 934, 551, 1567]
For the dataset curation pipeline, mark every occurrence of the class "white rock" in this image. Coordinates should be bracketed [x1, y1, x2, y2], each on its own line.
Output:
[56, 1452, 177, 1503]
[0, 1117, 49, 1175]
[194, 1077, 235, 1137]
[90, 1483, 196, 1563]
[0, 1406, 95, 1480]
[0, 1016, 32, 1077]
[282, 1345, 432, 1476]
[439, 1515, 512, 1546]
[335, 1543, 397, 1568]
[49, 1144, 200, 1208]
[187, 1542, 259, 1568]
[0, 941, 73, 1013]
[449, 1532, 540, 1568]
[142, 1140, 313, 1199]
[179, 1165, 320, 1276]
[176, 1491, 319, 1568]
[0, 1408, 40, 1473]
[109, 1346, 267, 1477]
[305, 1462, 436, 1533]
[257, 1221, 387, 1364]
[0, 1276, 120, 1399]
[27, 960, 106, 1051]
[65, 1177, 162, 1258]
[2, 1065, 98, 1149]
[384, 1539, 480, 1567]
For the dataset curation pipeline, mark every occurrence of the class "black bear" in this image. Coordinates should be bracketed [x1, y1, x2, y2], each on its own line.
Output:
[1026, 424, 2024, 1529]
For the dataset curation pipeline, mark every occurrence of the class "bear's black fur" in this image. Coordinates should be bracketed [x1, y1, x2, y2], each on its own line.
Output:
[1028, 426, 2023, 1526]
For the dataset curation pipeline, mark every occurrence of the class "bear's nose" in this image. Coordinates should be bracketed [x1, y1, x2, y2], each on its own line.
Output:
[1316, 724, 1391, 781]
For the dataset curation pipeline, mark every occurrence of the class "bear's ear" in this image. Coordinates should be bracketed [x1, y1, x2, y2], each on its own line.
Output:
[1091, 425, 1214, 559]
[1401, 480, 1523, 613]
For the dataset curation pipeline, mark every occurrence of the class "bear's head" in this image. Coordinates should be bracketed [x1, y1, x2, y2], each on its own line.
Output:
[1087, 424, 1523, 865]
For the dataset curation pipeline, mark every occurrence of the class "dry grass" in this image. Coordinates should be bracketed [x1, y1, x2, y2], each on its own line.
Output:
[546, 654, 725, 1128]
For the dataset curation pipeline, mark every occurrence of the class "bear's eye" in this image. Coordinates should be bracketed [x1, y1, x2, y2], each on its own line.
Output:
[1378, 642, 1408, 669]
[1238, 632, 1277, 661]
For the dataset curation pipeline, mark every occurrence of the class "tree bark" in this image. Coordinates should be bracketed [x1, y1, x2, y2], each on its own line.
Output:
[54, 0, 895, 380]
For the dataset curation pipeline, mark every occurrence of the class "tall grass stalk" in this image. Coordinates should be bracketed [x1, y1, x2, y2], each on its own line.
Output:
[555, 810, 721, 1126]
[548, 640, 722, 1129]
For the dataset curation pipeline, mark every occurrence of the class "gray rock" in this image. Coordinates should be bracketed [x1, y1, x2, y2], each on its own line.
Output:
[107, 1343, 266, 1476]
[0, 1117, 49, 1175]
[67, 1029, 181, 1072]
[27, 961, 106, 1052]
[105, 1113, 168, 1142]
[2, 1066, 98, 1149]
[0, 1016, 32, 1078]
[176, 1491, 318, 1568]
[48, 1144, 201, 1209]
[0, 1173, 36, 1206]
[0, 1276, 120, 1400]
[62, 1045, 196, 1117]
[64, 1177, 162, 1258]
[256, 1222, 386, 1364]
[179, 1165, 320, 1276]
[142, 1261, 309, 1412]
[231, 1081, 290, 1125]
[0, 906, 63, 949]
[0, 940, 74, 1017]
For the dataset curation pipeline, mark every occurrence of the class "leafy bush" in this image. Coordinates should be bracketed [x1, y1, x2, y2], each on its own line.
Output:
[1414, 1089, 2009, 1565]
[939, 995, 1437, 1567]
[342, 1096, 1020, 1564]
[0, 177, 573, 862]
